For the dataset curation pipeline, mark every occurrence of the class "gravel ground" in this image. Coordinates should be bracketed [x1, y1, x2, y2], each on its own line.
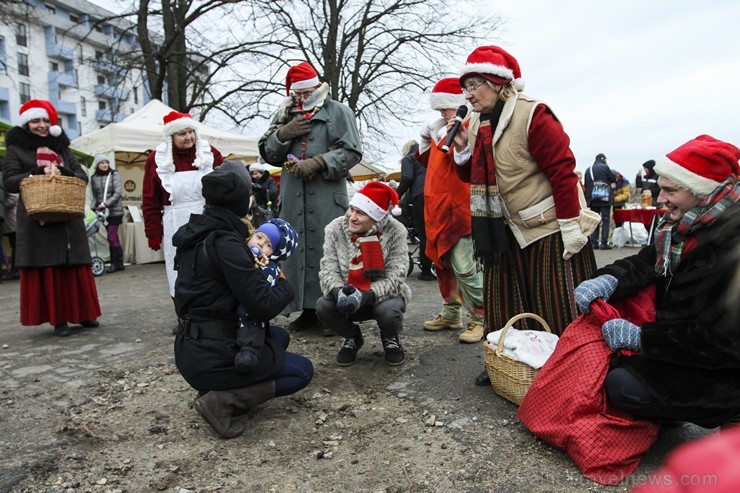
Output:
[0, 247, 711, 492]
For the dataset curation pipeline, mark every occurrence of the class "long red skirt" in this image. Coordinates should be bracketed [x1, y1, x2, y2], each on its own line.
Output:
[20, 266, 102, 326]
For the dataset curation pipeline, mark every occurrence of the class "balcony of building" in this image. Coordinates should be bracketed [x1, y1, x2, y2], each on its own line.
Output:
[90, 59, 118, 74]
[48, 70, 77, 89]
[93, 84, 130, 101]
[44, 26, 74, 61]
[95, 109, 125, 124]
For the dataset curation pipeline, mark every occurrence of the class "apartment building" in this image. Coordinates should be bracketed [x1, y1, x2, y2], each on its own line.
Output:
[0, 0, 148, 139]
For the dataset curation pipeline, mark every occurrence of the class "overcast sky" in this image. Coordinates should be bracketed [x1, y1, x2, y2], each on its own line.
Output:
[394, 0, 740, 180]
[91, 0, 739, 181]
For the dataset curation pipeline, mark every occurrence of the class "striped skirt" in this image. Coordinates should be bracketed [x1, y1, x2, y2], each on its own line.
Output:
[483, 228, 597, 336]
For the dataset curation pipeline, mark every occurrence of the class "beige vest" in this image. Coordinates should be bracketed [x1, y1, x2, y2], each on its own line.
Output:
[467, 94, 587, 248]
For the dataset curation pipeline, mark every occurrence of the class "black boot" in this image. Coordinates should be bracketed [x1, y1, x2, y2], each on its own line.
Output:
[194, 381, 276, 437]
[107, 246, 125, 273]
[288, 309, 318, 332]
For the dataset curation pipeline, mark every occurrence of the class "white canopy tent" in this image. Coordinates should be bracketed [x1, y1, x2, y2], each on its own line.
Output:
[71, 99, 259, 167]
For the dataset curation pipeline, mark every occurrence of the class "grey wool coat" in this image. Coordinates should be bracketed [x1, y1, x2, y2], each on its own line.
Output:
[259, 87, 362, 312]
[90, 169, 124, 218]
[3, 126, 91, 268]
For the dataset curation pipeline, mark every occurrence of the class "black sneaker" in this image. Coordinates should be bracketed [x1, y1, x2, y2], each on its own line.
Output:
[418, 270, 436, 281]
[382, 336, 406, 366]
[337, 332, 364, 366]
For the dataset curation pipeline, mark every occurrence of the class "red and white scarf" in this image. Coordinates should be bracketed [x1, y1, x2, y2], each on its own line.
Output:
[347, 233, 386, 290]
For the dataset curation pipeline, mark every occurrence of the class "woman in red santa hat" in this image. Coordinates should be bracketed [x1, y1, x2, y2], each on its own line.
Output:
[3, 99, 101, 336]
[142, 111, 224, 300]
[449, 46, 599, 386]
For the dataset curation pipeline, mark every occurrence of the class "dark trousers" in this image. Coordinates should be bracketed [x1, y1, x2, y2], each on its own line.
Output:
[590, 205, 611, 247]
[315, 295, 405, 339]
[605, 367, 736, 429]
[270, 327, 314, 397]
[411, 195, 432, 271]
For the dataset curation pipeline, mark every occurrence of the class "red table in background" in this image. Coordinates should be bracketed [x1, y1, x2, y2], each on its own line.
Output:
[613, 208, 666, 245]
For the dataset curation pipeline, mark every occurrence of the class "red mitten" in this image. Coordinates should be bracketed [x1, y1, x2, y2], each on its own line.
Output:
[148, 237, 162, 251]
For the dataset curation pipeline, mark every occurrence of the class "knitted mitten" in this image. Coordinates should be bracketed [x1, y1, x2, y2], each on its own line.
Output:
[574, 274, 619, 314]
[601, 318, 641, 352]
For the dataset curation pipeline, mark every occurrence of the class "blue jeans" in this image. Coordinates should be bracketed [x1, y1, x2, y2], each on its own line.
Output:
[270, 326, 314, 397]
[590, 205, 611, 247]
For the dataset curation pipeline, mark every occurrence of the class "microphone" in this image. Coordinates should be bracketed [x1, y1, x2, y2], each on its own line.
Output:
[441, 105, 469, 153]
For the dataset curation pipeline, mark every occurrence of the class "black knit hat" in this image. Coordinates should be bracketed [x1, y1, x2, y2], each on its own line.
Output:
[595, 153, 607, 163]
[642, 159, 656, 171]
[201, 160, 252, 217]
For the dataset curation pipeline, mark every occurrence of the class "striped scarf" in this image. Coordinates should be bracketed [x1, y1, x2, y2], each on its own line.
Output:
[470, 100, 508, 263]
[347, 222, 385, 290]
[654, 177, 739, 276]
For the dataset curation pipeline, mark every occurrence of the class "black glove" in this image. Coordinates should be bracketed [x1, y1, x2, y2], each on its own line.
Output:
[56, 166, 76, 177]
[234, 349, 260, 374]
[336, 285, 374, 314]
[277, 116, 311, 142]
[330, 287, 342, 301]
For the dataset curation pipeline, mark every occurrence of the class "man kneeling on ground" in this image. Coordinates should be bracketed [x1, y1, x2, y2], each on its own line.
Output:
[316, 181, 412, 366]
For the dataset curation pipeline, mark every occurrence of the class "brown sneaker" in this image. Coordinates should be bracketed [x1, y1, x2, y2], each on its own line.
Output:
[423, 315, 463, 331]
[458, 321, 484, 343]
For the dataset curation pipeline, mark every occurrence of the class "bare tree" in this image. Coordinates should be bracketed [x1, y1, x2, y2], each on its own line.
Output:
[223, 0, 504, 156]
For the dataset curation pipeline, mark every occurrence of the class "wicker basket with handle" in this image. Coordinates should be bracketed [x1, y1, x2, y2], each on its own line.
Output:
[483, 312, 552, 406]
[20, 165, 86, 222]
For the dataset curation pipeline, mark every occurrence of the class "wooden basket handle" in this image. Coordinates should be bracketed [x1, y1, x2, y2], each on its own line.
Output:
[496, 312, 552, 352]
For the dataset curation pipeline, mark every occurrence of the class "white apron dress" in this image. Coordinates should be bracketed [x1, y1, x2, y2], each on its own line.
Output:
[155, 140, 214, 296]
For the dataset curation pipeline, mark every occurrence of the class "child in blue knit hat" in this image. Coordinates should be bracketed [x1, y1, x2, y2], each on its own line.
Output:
[235, 218, 298, 372]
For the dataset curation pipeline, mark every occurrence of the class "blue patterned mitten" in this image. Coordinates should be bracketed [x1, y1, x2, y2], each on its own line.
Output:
[574, 274, 619, 314]
[601, 318, 641, 352]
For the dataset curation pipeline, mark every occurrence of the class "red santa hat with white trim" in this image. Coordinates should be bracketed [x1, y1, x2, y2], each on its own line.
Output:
[162, 110, 200, 137]
[430, 78, 466, 110]
[350, 181, 402, 222]
[654, 135, 740, 198]
[18, 99, 62, 137]
[286, 62, 320, 96]
[459, 45, 525, 91]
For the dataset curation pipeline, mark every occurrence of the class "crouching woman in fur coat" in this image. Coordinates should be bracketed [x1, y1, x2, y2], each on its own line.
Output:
[574, 135, 740, 428]
[173, 161, 313, 438]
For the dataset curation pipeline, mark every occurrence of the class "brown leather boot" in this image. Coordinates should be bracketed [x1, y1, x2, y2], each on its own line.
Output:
[230, 380, 276, 417]
[195, 381, 276, 437]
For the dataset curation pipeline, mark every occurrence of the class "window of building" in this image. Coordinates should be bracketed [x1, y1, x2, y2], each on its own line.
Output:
[95, 50, 103, 60]
[50, 61, 59, 72]
[15, 24, 27, 47]
[19, 82, 31, 104]
[95, 24, 103, 33]
[77, 45, 84, 63]
[18, 53, 29, 76]
[97, 75, 106, 85]
[69, 14, 79, 23]
[80, 97, 87, 117]
[133, 86, 138, 104]
[98, 100, 107, 110]
[45, 4, 56, 14]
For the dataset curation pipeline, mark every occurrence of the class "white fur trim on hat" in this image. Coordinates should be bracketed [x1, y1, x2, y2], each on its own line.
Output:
[291, 77, 320, 91]
[163, 117, 198, 137]
[350, 193, 387, 222]
[460, 62, 514, 82]
[654, 156, 721, 198]
[430, 92, 466, 111]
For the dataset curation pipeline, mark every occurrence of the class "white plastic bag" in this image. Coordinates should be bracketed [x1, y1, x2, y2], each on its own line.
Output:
[613, 222, 648, 247]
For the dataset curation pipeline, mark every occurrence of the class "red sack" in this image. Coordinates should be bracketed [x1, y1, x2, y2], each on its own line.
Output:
[517, 286, 660, 485]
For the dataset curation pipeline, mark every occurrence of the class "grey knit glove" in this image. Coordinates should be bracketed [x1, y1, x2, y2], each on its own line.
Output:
[574, 274, 618, 314]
